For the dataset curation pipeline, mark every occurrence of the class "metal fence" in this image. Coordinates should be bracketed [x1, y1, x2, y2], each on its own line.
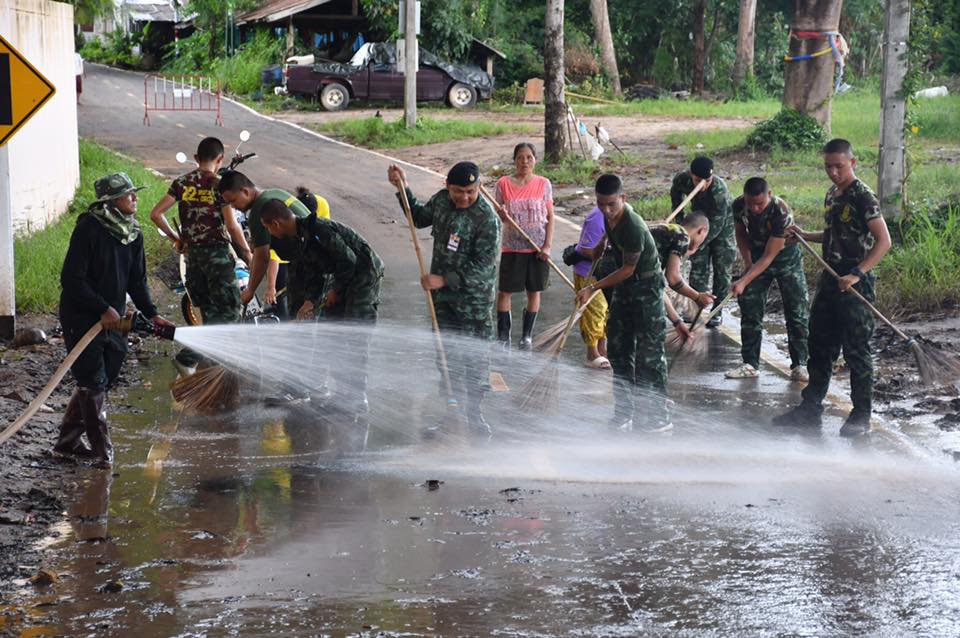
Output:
[143, 74, 223, 126]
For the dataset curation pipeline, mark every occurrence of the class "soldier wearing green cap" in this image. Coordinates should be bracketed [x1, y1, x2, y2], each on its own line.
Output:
[387, 161, 501, 433]
[670, 156, 735, 327]
[58, 173, 174, 467]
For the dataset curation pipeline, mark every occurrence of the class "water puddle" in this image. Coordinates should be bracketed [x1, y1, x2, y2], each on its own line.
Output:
[6, 322, 960, 636]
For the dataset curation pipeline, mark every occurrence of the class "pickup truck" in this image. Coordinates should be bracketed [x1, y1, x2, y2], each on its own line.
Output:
[283, 42, 494, 111]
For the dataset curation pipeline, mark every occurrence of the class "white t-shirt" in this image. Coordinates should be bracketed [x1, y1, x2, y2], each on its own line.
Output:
[74, 53, 83, 76]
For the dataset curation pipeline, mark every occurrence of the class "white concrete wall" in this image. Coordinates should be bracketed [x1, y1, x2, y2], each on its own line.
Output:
[0, 0, 80, 234]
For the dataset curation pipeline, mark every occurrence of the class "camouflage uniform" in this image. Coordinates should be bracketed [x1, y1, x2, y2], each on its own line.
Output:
[801, 179, 882, 419]
[671, 172, 736, 300]
[650, 223, 690, 270]
[602, 204, 669, 426]
[170, 170, 240, 367]
[732, 195, 809, 369]
[402, 187, 501, 403]
[287, 213, 385, 322]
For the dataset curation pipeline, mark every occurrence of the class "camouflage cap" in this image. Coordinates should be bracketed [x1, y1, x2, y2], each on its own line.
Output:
[93, 172, 145, 203]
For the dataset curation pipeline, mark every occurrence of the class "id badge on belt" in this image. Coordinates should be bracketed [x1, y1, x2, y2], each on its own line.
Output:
[447, 233, 461, 252]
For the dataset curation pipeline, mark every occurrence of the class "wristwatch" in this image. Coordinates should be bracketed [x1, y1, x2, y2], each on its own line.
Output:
[671, 317, 682, 327]
[850, 266, 867, 279]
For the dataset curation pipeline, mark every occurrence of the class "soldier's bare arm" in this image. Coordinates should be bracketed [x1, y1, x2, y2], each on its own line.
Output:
[222, 205, 252, 264]
[149, 194, 179, 243]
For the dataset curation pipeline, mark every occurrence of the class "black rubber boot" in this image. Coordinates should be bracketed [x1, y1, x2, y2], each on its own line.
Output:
[839, 410, 871, 438]
[518, 309, 538, 350]
[497, 311, 511, 347]
[54, 389, 95, 459]
[79, 389, 113, 468]
[771, 401, 823, 428]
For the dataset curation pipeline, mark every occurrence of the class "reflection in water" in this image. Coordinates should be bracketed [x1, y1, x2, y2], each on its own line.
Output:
[5, 326, 959, 637]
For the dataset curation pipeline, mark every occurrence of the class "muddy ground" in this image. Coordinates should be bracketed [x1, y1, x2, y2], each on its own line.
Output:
[0, 300, 174, 595]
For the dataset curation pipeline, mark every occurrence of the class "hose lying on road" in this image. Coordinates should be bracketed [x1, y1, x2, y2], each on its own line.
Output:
[0, 323, 103, 446]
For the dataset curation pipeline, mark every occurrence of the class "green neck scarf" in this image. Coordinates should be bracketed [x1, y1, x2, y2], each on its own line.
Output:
[88, 203, 141, 245]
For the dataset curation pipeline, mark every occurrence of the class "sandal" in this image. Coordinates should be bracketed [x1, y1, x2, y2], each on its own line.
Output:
[586, 356, 611, 370]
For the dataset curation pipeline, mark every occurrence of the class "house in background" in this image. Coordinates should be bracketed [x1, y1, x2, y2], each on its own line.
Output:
[77, 0, 181, 65]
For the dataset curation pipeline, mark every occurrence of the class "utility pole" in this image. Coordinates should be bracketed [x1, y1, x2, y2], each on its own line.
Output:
[0, 145, 14, 339]
[878, 0, 911, 219]
[403, 0, 418, 129]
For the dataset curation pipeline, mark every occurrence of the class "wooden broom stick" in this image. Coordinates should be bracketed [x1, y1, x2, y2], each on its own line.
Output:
[663, 179, 706, 224]
[479, 184, 577, 292]
[396, 180, 456, 403]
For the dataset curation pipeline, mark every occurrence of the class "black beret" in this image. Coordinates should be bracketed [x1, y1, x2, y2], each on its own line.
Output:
[447, 161, 480, 186]
[690, 156, 714, 180]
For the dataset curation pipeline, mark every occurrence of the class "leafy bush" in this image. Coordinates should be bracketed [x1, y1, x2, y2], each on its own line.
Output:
[80, 30, 142, 68]
[877, 205, 960, 313]
[162, 30, 283, 95]
[745, 108, 826, 152]
[319, 116, 527, 148]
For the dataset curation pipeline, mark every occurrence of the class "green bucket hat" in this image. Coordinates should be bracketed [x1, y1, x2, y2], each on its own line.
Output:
[93, 172, 145, 204]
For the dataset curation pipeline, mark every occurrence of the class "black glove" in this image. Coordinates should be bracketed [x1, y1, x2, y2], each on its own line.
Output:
[562, 243, 588, 266]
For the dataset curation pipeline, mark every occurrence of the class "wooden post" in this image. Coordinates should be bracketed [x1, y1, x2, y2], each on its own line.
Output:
[878, 0, 911, 219]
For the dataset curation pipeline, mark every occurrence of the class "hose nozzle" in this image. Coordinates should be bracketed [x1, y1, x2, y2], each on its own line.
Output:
[118, 312, 176, 341]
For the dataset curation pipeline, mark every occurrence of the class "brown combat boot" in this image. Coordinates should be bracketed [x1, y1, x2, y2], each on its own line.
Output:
[79, 389, 113, 469]
[53, 389, 96, 459]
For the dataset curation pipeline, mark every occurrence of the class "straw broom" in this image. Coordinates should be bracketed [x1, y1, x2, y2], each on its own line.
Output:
[517, 288, 604, 411]
[170, 364, 242, 413]
[795, 234, 960, 388]
[662, 179, 706, 225]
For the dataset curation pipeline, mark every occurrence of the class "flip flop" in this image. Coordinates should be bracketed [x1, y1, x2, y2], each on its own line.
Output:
[586, 356, 611, 370]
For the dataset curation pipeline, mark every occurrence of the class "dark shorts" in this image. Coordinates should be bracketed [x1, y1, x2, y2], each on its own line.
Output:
[498, 252, 550, 293]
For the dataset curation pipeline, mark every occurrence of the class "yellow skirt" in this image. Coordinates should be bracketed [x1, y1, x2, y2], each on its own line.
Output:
[574, 273, 608, 347]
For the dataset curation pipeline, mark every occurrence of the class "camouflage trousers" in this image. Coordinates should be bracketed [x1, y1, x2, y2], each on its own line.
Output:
[690, 216, 737, 301]
[178, 244, 241, 367]
[737, 253, 809, 369]
[434, 296, 494, 404]
[606, 279, 668, 425]
[801, 271, 876, 417]
[323, 272, 384, 322]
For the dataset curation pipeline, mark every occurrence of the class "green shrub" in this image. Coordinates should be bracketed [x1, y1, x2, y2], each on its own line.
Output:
[162, 30, 283, 95]
[81, 29, 143, 68]
[745, 108, 827, 152]
[877, 205, 960, 314]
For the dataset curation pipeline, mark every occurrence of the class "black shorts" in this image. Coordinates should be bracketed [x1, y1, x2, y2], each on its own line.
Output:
[498, 252, 550, 293]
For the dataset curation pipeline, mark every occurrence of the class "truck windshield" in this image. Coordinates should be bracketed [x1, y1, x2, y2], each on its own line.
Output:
[349, 43, 373, 67]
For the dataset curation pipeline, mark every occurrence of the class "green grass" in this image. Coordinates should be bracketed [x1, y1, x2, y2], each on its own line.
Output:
[14, 140, 170, 313]
[316, 116, 532, 148]
[876, 206, 960, 314]
[483, 95, 782, 120]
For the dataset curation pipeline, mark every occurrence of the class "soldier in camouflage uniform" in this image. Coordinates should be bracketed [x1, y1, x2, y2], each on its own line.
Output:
[649, 214, 713, 342]
[260, 200, 385, 413]
[773, 139, 892, 437]
[576, 175, 670, 433]
[670, 156, 736, 327]
[388, 162, 501, 433]
[726, 177, 809, 381]
[150, 137, 252, 373]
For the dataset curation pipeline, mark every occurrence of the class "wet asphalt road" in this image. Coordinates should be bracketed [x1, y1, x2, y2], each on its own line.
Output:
[6, 64, 958, 637]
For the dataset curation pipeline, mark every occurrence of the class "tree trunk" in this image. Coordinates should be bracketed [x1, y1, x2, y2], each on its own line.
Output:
[878, 0, 911, 219]
[732, 0, 758, 90]
[544, 0, 566, 163]
[589, 0, 622, 97]
[783, 0, 844, 131]
[691, 0, 706, 95]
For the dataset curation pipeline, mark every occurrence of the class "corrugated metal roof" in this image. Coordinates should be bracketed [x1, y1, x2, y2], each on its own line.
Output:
[236, 0, 335, 26]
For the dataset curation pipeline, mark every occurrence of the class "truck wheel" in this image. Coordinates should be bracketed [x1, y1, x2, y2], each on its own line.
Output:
[448, 83, 477, 109]
[181, 294, 202, 326]
[320, 83, 349, 111]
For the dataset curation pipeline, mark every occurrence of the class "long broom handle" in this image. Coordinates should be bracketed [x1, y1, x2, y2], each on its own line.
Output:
[556, 288, 604, 355]
[663, 179, 706, 225]
[479, 184, 577, 292]
[794, 233, 911, 343]
[0, 323, 103, 446]
[395, 181, 456, 400]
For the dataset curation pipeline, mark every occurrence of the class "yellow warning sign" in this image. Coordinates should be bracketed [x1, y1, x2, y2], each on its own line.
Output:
[0, 34, 56, 147]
